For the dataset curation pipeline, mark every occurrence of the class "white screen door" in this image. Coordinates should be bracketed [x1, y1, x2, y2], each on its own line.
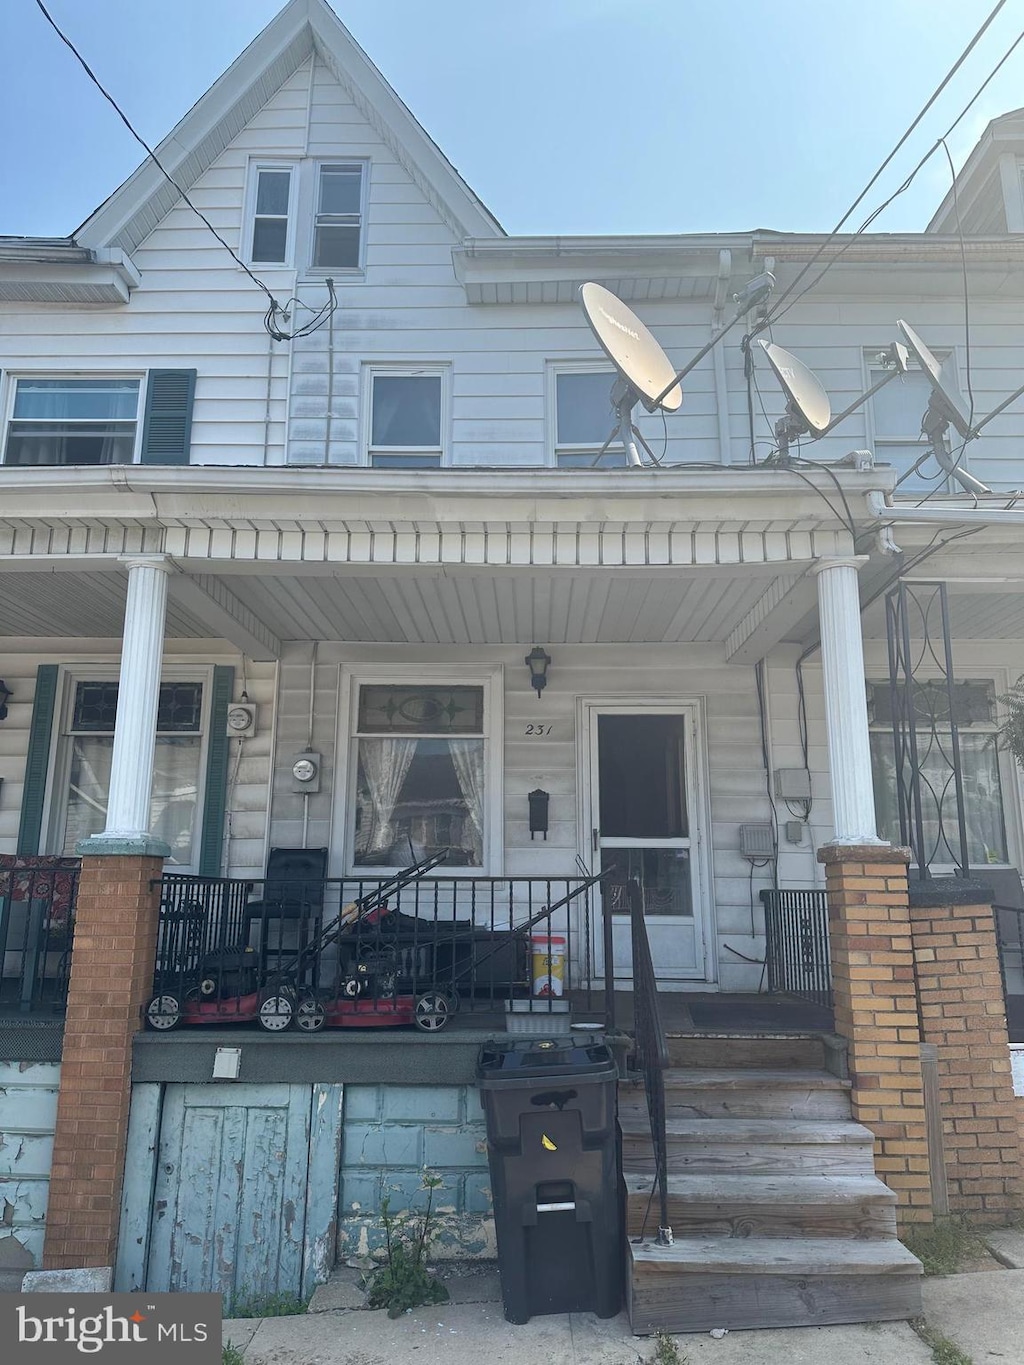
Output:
[586, 705, 708, 983]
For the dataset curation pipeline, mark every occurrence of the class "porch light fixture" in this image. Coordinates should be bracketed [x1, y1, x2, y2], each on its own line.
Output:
[525, 647, 551, 699]
[0, 680, 11, 721]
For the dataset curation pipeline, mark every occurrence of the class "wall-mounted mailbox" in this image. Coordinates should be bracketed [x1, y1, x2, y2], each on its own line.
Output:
[528, 788, 550, 840]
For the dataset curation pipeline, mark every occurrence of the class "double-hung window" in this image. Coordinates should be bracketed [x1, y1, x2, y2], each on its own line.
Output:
[350, 680, 494, 870]
[53, 677, 206, 866]
[5, 378, 141, 466]
[551, 367, 619, 468]
[367, 369, 444, 467]
[867, 678, 1008, 866]
[868, 353, 964, 493]
[249, 163, 295, 265]
[312, 162, 365, 270]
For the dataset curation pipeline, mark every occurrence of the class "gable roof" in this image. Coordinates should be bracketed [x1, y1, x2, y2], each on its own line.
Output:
[927, 107, 1024, 234]
[75, 0, 502, 253]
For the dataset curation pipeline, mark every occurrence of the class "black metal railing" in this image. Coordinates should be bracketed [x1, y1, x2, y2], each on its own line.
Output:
[994, 901, 1024, 1044]
[884, 580, 972, 877]
[149, 868, 604, 1031]
[0, 856, 80, 1014]
[761, 888, 833, 1008]
[626, 880, 672, 1245]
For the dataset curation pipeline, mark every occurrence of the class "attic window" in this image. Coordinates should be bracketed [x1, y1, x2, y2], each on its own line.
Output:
[250, 165, 294, 265]
[313, 163, 364, 270]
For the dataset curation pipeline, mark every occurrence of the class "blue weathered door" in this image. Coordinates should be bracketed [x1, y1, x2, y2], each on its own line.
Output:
[119, 1083, 342, 1305]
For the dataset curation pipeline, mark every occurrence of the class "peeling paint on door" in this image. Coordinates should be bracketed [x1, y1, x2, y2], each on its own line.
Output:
[0, 1061, 59, 1270]
[117, 1082, 343, 1306]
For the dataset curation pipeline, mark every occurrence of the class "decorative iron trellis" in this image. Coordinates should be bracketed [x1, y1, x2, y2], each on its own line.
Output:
[883, 581, 971, 878]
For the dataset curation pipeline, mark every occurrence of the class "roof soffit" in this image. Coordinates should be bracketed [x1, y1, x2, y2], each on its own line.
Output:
[75, 0, 501, 256]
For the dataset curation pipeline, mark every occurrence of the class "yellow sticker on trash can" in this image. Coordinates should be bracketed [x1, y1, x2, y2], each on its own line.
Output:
[541, 1134, 557, 1151]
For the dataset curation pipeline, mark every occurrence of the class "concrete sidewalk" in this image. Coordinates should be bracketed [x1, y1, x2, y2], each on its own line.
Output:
[225, 1268, 1024, 1365]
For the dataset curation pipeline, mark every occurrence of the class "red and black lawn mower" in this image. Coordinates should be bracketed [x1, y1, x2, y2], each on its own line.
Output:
[143, 852, 448, 1032]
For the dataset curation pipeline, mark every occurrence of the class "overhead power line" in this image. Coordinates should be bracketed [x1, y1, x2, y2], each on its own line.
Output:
[754, 0, 1013, 334]
[32, 0, 336, 342]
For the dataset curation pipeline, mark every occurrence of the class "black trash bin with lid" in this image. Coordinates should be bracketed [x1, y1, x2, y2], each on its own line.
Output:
[477, 1037, 621, 1323]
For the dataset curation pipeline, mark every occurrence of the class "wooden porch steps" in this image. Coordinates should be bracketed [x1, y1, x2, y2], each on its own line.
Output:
[626, 1237, 923, 1334]
[624, 1172, 898, 1239]
[619, 1067, 853, 1120]
[621, 1037, 922, 1335]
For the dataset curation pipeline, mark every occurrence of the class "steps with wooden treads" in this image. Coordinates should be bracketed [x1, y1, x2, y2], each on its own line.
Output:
[626, 1237, 923, 1333]
[620, 1115, 877, 1176]
[620, 1040, 922, 1334]
[665, 1033, 827, 1069]
[624, 1172, 898, 1239]
[619, 1068, 852, 1120]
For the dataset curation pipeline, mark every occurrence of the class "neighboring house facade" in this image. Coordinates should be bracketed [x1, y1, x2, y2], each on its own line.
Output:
[1, 0, 1024, 1329]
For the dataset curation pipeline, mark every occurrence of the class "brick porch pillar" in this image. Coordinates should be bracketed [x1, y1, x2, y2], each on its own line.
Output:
[43, 853, 164, 1269]
[908, 879, 1024, 1223]
[43, 555, 172, 1271]
[819, 843, 933, 1226]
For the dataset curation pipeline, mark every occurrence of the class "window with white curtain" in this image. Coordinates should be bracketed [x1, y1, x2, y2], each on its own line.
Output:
[867, 678, 1008, 866]
[5, 378, 141, 466]
[352, 684, 485, 867]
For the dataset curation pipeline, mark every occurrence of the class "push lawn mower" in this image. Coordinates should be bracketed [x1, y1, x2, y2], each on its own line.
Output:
[143, 852, 448, 1032]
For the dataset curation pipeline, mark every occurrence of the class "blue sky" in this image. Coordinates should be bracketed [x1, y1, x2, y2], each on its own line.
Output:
[2, 0, 1022, 239]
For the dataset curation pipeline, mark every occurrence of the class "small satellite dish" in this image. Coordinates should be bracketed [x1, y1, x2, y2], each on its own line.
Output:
[896, 320, 972, 439]
[580, 283, 682, 413]
[758, 342, 831, 437]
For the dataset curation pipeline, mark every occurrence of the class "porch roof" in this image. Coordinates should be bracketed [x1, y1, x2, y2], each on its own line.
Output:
[0, 465, 879, 655]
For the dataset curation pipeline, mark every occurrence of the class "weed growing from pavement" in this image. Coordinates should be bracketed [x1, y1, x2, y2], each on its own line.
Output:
[650, 1331, 688, 1365]
[901, 1217, 988, 1276]
[367, 1171, 450, 1319]
[222, 1345, 245, 1365]
[911, 1317, 973, 1365]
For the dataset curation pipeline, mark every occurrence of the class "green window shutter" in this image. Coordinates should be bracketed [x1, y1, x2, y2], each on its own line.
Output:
[198, 666, 234, 877]
[18, 664, 59, 855]
[140, 368, 196, 465]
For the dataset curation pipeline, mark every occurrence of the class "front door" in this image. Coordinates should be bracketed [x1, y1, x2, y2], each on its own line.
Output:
[586, 705, 709, 983]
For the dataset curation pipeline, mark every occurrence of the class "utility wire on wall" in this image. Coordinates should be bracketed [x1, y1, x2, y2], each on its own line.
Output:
[32, 0, 337, 342]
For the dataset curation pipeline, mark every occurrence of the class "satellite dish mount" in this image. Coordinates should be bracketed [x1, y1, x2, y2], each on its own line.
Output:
[759, 339, 909, 465]
[580, 274, 775, 468]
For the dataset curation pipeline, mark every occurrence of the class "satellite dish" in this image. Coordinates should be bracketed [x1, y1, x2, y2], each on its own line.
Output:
[580, 283, 682, 413]
[896, 320, 972, 439]
[757, 337, 912, 468]
[758, 342, 831, 437]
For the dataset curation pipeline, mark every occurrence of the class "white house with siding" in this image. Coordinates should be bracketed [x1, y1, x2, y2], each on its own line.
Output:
[2, 0, 1024, 1330]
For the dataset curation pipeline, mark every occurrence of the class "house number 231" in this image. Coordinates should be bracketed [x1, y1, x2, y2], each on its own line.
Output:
[524, 724, 553, 736]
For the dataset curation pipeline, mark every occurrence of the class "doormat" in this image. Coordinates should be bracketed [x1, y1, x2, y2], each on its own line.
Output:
[686, 1000, 833, 1032]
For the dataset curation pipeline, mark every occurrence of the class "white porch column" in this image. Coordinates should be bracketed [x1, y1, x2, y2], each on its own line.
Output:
[811, 556, 884, 845]
[79, 555, 173, 853]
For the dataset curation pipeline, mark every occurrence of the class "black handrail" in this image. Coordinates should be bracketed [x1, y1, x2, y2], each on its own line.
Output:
[627, 880, 672, 1245]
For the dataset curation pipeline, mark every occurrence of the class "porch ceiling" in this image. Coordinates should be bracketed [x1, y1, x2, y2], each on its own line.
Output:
[861, 589, 1024, 641]
[0, 567, 778, 646]
[0, 571, 210, 638]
